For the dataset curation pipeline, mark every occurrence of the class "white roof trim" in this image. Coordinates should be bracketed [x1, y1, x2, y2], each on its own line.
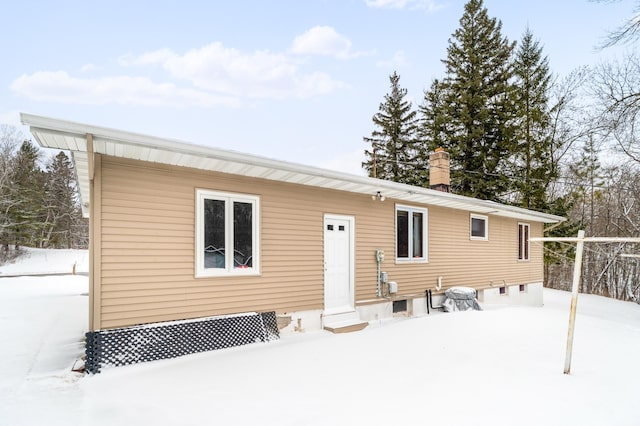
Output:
[20, 113, 565, 223]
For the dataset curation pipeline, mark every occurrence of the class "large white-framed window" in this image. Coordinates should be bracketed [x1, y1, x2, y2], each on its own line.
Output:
[196, 189, 260, 277]
[518, 223, 530, 261]
[396, 204, 428, 263]
[470, 214, 488, 240]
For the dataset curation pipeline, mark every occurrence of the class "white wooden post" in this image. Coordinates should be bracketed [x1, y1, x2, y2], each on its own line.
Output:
[564, 230, 585, 374]
[530, 233, 640, 374]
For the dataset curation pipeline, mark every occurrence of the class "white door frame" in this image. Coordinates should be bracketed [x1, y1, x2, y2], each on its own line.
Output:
[323, 214, 356, 314]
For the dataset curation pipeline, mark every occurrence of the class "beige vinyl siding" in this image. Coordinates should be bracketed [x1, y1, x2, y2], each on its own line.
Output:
[97, 156, 545, 330]
[379, 206, 544, 298]
[355, 203, 543, 302]
[99, 156, 330, 329]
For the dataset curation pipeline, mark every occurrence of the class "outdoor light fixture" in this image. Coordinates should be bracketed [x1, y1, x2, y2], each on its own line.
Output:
[372, 191, 385, 202]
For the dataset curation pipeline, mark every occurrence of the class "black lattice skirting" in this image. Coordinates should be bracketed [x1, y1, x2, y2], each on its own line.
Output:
[85, 311, 279, 374]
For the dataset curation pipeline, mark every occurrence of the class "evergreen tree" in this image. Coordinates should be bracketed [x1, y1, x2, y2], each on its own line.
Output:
[363, 71, 420, 184]
[43, 151, 77, 248]
[0, 128, 88, 258]
[437, 0, 515, 200]
[7, 140, 45, 248]
[417, 78, 448, 185]
[512, 28, 554, 210]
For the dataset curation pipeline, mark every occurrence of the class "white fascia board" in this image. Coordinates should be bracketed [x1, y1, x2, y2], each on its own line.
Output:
[20, 113, 566, 224]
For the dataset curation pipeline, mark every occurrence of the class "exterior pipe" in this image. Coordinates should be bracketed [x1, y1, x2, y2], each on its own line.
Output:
[376, 257, 381, 297]
[426, 289, 445, 315]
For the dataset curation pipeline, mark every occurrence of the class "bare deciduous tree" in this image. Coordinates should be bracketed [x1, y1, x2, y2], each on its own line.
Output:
[548, 67, 593, 174]
[594, 0, 640, 48]
[547, 164, 640, 302]
[0, 125, 22, 259]
[591, 54, 640, 163]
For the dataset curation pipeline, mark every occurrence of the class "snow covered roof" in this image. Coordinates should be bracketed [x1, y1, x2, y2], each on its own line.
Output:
[21, 113, 564, 223]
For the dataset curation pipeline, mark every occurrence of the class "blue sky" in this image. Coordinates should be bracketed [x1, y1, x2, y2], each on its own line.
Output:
[1, 0, 633, 174]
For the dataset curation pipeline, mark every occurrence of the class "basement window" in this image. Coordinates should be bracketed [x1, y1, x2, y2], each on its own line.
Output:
[470, 214, 488, 240]
[393, 300, 407, 313]
[196, 189, 260, 277]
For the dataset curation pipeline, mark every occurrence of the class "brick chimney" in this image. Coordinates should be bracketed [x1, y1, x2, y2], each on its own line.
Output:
[429, 148, 450, 193]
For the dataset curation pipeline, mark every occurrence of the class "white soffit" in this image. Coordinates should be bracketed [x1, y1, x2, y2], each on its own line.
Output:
[21, 113, 565, 224]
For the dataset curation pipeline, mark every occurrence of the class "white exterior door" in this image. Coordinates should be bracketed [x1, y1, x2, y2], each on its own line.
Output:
[323, 215, 355, 314]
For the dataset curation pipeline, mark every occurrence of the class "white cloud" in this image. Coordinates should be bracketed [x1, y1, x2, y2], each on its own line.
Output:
[365, 0, 444, 12]
[376, 50, 409, 69]
[118, 49, 175, 67]
[12, 36, 349, 109]
[291, 26, 363, 60]
[80, 63, 101, 72]
[10, 71, 241, 108]
[123, 42, 348, 99]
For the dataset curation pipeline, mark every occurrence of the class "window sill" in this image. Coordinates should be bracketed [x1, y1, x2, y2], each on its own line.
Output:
[195, 269, 261, 278]
[395, 258, 428, 265]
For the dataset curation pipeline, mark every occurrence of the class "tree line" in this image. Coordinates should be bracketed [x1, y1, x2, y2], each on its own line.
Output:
[363, 0, 640, 303]
[0, 125, 87, 262]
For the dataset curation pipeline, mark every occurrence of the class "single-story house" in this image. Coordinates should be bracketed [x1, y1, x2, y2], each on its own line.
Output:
[21, 113, 564, 371]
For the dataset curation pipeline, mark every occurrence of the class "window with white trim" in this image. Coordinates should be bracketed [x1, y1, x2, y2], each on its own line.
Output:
[470, 214, 488, 240]
[196, 189, 259, 277]
[518, 223, 530, 261]
[396, 205, 428, 263]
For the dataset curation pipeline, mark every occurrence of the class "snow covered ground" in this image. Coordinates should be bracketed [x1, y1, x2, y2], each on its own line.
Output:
[1, 250, 639, 425]
[0, 247, 88, 275]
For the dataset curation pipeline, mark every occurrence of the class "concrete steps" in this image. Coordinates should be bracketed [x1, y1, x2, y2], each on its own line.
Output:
[322, 311, 368, 334]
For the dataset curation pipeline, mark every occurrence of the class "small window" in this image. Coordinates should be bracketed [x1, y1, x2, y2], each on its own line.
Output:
[518, 223, 530, 261]
[393, 300, 408, 313]
[196, 189, 259, 277]
[470, 214, 488, 240]
[519, 284, 526, 292]
[499, 286, 507, 295]
[396, 205, 428, 263]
